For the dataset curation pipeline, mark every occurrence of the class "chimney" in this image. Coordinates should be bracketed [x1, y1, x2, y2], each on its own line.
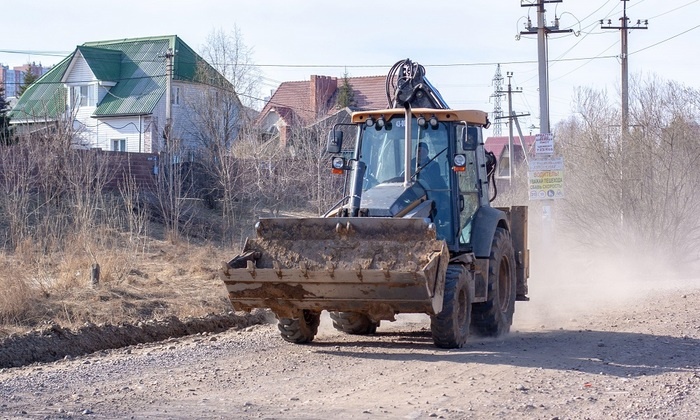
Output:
[310, 75, 338, 117]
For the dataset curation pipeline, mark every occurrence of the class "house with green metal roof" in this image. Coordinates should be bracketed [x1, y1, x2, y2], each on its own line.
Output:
[10, 35, 240, 153]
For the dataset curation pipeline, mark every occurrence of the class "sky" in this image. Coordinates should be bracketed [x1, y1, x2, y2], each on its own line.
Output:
[2, 0, 699, 138]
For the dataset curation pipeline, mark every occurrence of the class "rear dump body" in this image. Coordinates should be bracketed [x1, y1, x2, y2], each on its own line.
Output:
[221, 217, 449, 321]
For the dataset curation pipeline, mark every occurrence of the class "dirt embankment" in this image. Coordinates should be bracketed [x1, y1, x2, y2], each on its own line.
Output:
[0, 311, 269, 369]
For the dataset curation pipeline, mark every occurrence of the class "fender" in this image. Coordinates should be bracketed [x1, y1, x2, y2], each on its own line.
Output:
[470, 206, 509, 258]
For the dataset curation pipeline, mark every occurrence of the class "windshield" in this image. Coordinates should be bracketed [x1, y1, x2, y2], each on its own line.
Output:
[358, 117, 450, 192]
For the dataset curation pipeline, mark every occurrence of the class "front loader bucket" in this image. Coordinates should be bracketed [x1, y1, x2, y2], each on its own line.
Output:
[220, 217, 449, 321]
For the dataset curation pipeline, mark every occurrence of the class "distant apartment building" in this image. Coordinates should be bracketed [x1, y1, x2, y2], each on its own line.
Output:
[0, 62, 50, 98]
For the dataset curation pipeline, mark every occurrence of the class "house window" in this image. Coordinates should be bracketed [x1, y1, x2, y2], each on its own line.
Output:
[171, 87, 180, 106]
[112, 139, 126, 152]
[73, 85, 96, 107]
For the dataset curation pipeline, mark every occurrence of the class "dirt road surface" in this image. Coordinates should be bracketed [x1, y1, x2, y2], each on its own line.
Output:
[1, 255, 698, 419]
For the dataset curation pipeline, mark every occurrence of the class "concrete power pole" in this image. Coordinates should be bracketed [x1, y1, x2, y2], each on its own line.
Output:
[164, 47, 175, 145]
[506, 72, 517, 183]
[601, 0, 648, 136]
[520, 0, 572, 135]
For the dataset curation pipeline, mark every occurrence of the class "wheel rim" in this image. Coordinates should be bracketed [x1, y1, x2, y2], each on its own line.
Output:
[498, 257, 511, 313]
[457, 287, 467, 326]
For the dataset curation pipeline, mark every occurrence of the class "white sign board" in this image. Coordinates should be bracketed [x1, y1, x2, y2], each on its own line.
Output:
[535, 133, 554, 155]
[528, 156, 563, 171]
[528, 156, 564, 200]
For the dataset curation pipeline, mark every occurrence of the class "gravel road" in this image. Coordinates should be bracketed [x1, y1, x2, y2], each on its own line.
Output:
[1, 267, 698, 419]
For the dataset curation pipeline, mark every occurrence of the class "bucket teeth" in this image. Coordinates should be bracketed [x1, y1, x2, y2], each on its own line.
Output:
[246, 260, 256, 278]
[381, 262, 390, 279]
[272, 261, 282, 279]
[326, 261, 336, 278]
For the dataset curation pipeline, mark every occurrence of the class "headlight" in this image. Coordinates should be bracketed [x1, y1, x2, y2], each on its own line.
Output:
[429, 115, 439, 128]
[453, 154, 467, 166]
[453, 154, 467, 172]
[331, 157, 345, 169]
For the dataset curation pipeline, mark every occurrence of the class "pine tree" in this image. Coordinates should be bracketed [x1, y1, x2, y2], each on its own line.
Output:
[335, 72, 355, 109]
[0, 84, 12, 145]
[18, 64, 39, 97]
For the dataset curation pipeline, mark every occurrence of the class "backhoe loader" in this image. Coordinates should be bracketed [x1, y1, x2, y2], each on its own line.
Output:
[221, 59, 530, 348]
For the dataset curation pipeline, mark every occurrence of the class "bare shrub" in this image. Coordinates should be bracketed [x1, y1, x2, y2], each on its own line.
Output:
[556, 77, 700, 268]
[0, 259, 42, 325]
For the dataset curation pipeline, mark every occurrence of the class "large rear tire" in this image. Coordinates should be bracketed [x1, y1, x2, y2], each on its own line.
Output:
[430, 264, 472, 349]
[471, 227, 516, 337]
[277, 310, 321, 344]
[329, 312, 379, 335]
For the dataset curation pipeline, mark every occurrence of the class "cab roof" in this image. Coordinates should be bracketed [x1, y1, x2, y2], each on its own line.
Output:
[351, 108, 490, 127]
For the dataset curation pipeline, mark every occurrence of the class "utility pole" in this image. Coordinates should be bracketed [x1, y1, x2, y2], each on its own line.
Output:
[496, 72, 529, 184]
[491, 64, 505, 136]
[601, 0, 648, 136]
[507, 71, 516, 183]
[164, 47, 175, 144]
[520, 0, 572, 135]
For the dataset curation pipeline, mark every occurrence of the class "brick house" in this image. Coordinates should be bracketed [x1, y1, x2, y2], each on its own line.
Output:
[257, 75, 389, 147]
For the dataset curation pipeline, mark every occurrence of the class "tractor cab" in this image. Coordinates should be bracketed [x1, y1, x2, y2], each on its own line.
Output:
[327, 108, 492, 253]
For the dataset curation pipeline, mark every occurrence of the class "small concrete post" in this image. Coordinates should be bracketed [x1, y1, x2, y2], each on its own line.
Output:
[91, 263, 100, 287]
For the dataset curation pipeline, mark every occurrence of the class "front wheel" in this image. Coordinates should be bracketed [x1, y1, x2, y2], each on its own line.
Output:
[277, 310, 321, 344]
[430, 264, 472, 349]
[471, 227, 516, 337]
[330, 312, 379, 335]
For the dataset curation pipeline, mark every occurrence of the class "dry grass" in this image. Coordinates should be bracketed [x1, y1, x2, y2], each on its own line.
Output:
[0, 235, 237, 336]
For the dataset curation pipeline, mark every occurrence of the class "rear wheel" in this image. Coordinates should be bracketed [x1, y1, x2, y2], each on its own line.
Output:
[330, 312, 379, 335]
[430, 264, 472, 349]
[471, 227, 516, 337]
[277, 310, 321, 344]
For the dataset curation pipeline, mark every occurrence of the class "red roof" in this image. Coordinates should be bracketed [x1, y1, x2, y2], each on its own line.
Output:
[484, 135, 536, 159]
[258, 80, 312, 126]
[256, 75, 389, 127]
[347, 76, 389, 110]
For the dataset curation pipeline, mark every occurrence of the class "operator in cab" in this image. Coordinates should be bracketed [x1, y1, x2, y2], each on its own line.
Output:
[412, 141, 446, 190]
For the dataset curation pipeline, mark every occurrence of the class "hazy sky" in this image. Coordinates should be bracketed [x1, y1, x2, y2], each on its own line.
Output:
[2, 0, 698, 135]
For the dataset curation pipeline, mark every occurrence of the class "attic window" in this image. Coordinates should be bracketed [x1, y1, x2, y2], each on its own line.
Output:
[73, 85, 96, 107]
[171, 87, 181, 106]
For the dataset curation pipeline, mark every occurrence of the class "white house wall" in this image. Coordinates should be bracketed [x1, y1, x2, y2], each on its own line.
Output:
[171, 81, 241, 152]
[95, 116, 147, 153]
[64, 52, 100, 148]
[150, 81, 238, 155]
[64, 52, 96, 85]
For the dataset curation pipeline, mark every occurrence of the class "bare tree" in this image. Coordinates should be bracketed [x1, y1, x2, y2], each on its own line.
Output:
[154, 129, 195, 243]
[556, 77, 700, 266]
[287, 118, 345, 215]
[201, 26, 262, 110]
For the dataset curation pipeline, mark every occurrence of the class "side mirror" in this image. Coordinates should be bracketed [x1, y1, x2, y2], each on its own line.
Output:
[462, 126, 478, 150]
[326, 130, 343, 154]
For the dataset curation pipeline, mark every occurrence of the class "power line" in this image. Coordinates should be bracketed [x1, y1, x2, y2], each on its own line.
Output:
[646, 0, 699, 19]
[630, 23, 700, 55]
[550, 39, 620, 83]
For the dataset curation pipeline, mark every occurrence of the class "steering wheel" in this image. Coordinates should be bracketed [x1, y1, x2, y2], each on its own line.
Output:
[363, 172, 379, 189]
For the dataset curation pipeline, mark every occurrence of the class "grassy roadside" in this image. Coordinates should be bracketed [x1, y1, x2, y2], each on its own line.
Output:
[0, 236, 238, 338]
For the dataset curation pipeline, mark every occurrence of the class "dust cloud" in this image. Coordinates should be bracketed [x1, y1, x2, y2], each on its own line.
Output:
[513, 222, 698, 333]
